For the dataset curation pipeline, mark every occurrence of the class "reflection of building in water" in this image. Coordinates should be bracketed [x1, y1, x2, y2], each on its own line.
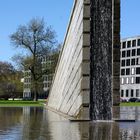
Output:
[120, 127, 140, 140]
[120, 36, 140, 100]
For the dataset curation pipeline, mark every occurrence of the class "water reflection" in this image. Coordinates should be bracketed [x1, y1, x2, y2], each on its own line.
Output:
[0, 107, 139, 140]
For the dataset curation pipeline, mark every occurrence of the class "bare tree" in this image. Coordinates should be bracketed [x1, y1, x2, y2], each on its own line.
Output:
[10, 18, 56, 101]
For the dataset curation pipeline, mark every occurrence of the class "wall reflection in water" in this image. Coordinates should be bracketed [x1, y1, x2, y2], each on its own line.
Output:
[0, 107, 140, 140]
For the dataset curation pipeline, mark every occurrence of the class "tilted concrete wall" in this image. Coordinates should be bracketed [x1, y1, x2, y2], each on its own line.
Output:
[48, 0, 120, 120]
[48, 0, 90, 119]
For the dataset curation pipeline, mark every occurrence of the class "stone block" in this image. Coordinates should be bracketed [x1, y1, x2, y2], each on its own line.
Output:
[83, 33, 90, 46]
[82, 62, 90, 75]
[83, 5, 90, 18]
[82, 47, 90, 60]
[83, 19, 90, 32]
[81, 76, 90, 90]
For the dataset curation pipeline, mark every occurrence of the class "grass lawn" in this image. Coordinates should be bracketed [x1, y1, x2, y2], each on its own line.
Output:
[0, 100, 46, 107]
[120, 102, 140, 106]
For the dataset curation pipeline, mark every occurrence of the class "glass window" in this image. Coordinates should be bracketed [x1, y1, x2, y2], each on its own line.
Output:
[132, 40, 136, 47]
[126, 69, 130, 75]
[131, 77, 135, 84]
[122, 51, 125, 58]
[136, 77, 140, 83]
[136, 67, 140, 74]
[127, 41, 131, 48]
[132, 49, 136, 56]
[131, 89, 134, 97]
[126, 59, 130, 66]
[121, 69, 125, 75]
[137, 48, 140, 56]
[136, 89, 140, 97]
[122, 42, 126, 49]
[126, 78, 129, 84]
[131, 59, 135, 65]
[137, 39, 140, 46]
[127, 50, 131, 57]
[121, 60, 125, 67]
[126, 90, 129, 97]
[121, 78, 124, 84]
[131, 68, 135, 75]
[121, 90, 124, 97]
[137, 58, 140, 65]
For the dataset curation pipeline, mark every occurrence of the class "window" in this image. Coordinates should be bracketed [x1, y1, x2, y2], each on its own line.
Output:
[131, 77, 135, 84]
[137, 48, 140, 56]
[136, 89, 140, 97]
[131, 89, 134, 97]
[121, 90, 124, 97]
[122, 42, 126, 49]
[121, 69, 125, 75]
[132, 49, 136, 56]
[127, 41, 131, 48]
[131, 59, 135, 65]
[122, 51, 125, 58]
[126, 90, 129, 97]
[127, 50, 131, 57]
[132, 40, 136, 47]
[137, 39, 140, 46]
[136, 67, 140, 74]
[136, 77, 140, 83]
[137, 58, 140, 65]
[121, 78, 124, 84]
[126, 68, 130, 75]
[126, 77, 129, 84]
[131, 68, 135, 75]
[126, 59, 130, 66]
[121, 60, 125, 67]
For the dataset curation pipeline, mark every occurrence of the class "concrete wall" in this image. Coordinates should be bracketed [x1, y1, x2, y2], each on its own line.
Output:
[48, 0, 120, 120]
[48, 0, 90, 120]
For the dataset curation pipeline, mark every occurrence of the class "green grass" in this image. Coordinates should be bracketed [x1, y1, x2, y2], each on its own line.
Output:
[0, 100, 46, 107]
[120, 102, 140, 106]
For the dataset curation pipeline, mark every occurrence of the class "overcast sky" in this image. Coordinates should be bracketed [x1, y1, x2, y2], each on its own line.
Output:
[0, 0, 140, 63]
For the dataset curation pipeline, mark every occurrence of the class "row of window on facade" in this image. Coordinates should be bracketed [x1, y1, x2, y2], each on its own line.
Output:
[24, 71, 31, 77]
[44, 82, 52, 88]
[121, 77, 140, 84]
[24, 84, 31, 89]
[24, 78, 31, 83]
[121, 58, 140, 67]
[121, 89, 140, 98]
[43, 74, 53, 82]
[121, 49, 140, 58]
[121, 67, 140, 76]
[121, 39, 140, 49]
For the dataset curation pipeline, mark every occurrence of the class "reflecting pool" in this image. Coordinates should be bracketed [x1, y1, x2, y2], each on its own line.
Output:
[0, 107, 140, 140]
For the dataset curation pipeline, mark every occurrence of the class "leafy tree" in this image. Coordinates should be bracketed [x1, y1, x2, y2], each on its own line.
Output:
[10, 18, 57, 101]
[0, 61, 23, 99]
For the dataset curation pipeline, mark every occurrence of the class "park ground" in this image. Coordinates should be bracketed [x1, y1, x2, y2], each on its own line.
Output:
[0, 99, 46, 107]
[0, 100, 139, 107]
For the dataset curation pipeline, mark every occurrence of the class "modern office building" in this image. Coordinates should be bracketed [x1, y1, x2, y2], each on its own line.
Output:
[120, 36, 140, 100]
[23, 55, 55, 99]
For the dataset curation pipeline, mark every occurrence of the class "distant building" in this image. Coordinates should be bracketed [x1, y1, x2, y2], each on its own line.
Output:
[120, 36, 140, 100]
[23, 55, 56, 99]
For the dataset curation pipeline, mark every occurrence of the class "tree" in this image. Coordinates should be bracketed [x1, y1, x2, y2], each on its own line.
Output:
[0, 61, 23, 100]
[10, 18, 57, 101]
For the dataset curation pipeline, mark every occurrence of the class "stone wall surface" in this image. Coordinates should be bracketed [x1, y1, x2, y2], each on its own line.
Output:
[48, 0, 120, 120]
[48, 0, 90, 120]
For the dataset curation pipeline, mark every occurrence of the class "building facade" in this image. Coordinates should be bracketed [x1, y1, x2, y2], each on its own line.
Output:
[23, 56, 55, 99]
[120, 36, 140, 101]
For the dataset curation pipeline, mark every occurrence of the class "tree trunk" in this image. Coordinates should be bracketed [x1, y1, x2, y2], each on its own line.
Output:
[34, 82, 38, 101]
